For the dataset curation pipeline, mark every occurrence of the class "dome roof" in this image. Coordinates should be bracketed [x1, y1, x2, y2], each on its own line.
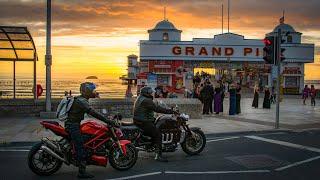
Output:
[153, 20, 177, 30]
[273, 23, 296, 32]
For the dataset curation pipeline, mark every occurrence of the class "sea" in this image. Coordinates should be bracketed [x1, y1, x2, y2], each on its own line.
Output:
[0, 79, 319, 99]
[0, 78, 137, 99]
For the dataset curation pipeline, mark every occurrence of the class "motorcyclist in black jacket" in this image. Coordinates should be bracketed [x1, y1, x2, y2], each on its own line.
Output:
[65, 82, 116, 179]
[133, 86, 176, 162]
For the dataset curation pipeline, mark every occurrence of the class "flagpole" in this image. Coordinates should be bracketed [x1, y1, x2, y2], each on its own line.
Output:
[228, 0, 230, 33]
[222, 4, 224, 34]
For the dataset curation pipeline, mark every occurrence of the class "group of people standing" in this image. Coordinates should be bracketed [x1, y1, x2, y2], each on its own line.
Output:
[194, 75, 241, 116]
[303, 85, 317, 106]
[252, 85, 274, 109]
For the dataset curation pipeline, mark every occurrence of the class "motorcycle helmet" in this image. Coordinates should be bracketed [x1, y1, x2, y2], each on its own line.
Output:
[80, 82, 99, 98]
[140, 86, 155, 98]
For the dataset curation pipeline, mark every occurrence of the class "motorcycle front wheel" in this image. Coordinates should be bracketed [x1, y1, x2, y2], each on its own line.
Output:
[109, 143, 138, 171]
[28, 142, 63, 176]
[181, 129, 206, 155]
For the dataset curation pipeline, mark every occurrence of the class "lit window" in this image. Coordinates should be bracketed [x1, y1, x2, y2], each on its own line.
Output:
[163, 33, 169, 41]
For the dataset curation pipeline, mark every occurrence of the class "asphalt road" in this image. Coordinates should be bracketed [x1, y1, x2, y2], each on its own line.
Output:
[1, 130, 320, 180]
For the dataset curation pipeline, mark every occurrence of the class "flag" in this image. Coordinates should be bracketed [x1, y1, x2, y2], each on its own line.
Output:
[279, 16, 284, 24]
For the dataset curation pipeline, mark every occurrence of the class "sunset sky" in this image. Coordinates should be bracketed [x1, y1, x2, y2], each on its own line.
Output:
[0, 0, 319, 80]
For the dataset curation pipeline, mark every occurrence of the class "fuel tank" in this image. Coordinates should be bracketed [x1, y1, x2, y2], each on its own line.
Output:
[81, 120, 108, 135]
[155, 115, 179, 130]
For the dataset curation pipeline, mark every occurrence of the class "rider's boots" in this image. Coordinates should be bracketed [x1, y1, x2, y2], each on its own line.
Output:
[154, 145, 168, 162]
[78, 161, 94, 179]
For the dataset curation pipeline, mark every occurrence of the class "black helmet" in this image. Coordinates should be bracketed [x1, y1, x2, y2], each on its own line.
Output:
[140, 86, 155, 98]
[80, 82, 98, 99]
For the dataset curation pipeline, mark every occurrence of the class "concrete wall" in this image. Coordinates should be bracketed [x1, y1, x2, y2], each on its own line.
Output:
[0, 98, 202, 119]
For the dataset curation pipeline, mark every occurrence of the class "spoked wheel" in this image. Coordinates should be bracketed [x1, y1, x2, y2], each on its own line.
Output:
[28, 142, 63, 176]
[109, 143, 138, 171]
[181, 129, 206, 155]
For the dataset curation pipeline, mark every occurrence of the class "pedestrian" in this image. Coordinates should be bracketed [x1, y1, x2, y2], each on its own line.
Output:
[302, 85, 310, 105]
[220, 80, 226, 112]
[214, 84, 223, 114]
[263, 86, 271, 109]
[200, 81, 214, 115]
[310, 85, 316, 106]
[229, 83, 237, 115]
[236, 83, 241, 114]
[192, 85, 200, 99]
[252, 85, 259, 108]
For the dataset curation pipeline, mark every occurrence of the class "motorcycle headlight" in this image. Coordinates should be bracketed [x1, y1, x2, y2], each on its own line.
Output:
[180, 113, 189, 121]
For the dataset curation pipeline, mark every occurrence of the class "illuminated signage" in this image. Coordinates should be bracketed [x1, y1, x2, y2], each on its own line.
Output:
[172, 46, 261, 57]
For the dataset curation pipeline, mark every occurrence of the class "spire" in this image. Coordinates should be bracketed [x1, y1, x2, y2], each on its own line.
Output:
[164, 6, 167, 20]
[279, 10, 285, 24]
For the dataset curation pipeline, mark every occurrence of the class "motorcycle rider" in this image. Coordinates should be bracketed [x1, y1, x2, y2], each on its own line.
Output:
[65, 82, 117, 179]
[133, 86, 176, 162]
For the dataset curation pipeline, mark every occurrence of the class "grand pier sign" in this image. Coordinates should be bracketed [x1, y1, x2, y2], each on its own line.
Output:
[140, 33, 314, 63]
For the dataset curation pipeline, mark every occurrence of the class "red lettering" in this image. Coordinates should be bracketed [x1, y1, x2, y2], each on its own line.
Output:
[185, 47, 195, 55]
[212, 47, 221, 56]
[256, 48, 260, 56]
[225, 48, 234, 56]
[244, 48, 253, 56]
[172, 46, 181, 55]
[199, 47, 208, 56]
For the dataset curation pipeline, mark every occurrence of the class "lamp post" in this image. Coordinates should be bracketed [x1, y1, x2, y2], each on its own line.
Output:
[45, 0, 52, 112]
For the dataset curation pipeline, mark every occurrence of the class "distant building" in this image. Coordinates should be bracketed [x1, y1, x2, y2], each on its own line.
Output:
[132, 18, 314, 94]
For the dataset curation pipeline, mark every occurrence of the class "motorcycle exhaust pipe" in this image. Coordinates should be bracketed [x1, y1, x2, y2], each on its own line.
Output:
[42, 138, 59, 151]
[40, 146, 69, 165]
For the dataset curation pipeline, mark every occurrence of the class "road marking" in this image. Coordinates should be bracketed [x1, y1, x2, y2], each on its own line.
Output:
[206, 136, 240, 143]
[275, 156, 320, 171]
[107, 172, 162, 180]
[257, 132, 287, 136]
[0, 149, 29, 152]
[245, 135, 320, 153]
[165, 170, 270, 174]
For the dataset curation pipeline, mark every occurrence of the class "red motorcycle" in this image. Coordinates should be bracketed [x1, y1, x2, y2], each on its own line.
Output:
[28, 116, 138, 176]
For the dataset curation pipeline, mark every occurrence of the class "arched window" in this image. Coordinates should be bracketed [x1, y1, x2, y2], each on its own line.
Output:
[163, 32, 169, 41]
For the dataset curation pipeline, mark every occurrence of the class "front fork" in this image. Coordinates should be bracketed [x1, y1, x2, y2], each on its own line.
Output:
[110, 127, 128, 156]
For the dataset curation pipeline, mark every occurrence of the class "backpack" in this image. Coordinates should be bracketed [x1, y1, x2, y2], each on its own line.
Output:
[56, 96, 75, 121]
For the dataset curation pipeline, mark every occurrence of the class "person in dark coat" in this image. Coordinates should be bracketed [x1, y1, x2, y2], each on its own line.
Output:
[206, 80, 214, 114]
[263, 86, 271, 109]
[229, 84, 237, 115]
[252, 85, 259, 108]
[236, 83, 241, 114]
[219, 81, 225, 112]
[214, 85, 223, 114]
[200, 81, 214, 114]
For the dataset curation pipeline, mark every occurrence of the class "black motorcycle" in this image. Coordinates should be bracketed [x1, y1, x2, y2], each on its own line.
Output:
[119, 103, 206, 155]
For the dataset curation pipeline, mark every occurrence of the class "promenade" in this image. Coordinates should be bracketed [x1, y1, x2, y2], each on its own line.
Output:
[0, 97, 319, 144]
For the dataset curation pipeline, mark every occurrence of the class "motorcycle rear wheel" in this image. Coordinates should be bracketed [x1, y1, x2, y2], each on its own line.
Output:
[28, 142, 63, 176]
[181, 129, 206, 155]
[109, 143, 138, 171]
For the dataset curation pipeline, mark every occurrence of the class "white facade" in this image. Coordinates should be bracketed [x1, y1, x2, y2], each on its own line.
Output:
[138, 19, 315, 94]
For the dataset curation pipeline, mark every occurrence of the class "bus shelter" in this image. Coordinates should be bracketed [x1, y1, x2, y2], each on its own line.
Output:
[0, 26, 38, 99]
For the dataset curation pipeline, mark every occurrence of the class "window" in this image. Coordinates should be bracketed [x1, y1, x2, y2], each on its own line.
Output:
[287, 35, 292, 43]
[163, 33, 169, 41]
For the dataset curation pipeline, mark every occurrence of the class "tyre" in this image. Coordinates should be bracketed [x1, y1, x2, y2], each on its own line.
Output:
[181, 129, 206, 155]
[109, 143, 138, 171]
[28, 142, 63, 176]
